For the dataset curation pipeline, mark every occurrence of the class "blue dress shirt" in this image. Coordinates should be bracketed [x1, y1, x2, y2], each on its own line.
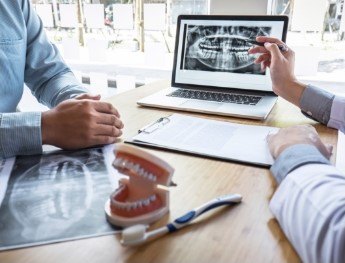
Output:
[0, 0, 87, 158]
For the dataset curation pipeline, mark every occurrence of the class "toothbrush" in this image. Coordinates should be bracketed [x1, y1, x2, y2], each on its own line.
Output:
[121, 193, 242, 246]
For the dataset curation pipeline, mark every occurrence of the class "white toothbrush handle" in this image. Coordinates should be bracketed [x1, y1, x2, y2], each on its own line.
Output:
[166, 193, 242, 232]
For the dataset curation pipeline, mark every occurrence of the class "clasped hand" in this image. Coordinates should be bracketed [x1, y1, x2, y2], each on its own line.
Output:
[41, 94, 124, 149]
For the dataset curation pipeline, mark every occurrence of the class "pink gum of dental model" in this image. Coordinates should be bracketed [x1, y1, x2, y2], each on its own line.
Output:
[105, 144, 174, 227]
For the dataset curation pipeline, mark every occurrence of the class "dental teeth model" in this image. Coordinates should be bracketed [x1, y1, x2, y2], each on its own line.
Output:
[105, 144, 174, 227]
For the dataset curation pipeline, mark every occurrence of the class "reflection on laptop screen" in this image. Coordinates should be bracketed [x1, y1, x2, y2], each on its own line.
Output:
[173, 16, 288, 92]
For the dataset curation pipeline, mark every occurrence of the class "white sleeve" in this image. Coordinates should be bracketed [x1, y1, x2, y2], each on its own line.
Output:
[270, 164, 345, 263]
[328, 96, 345, 133]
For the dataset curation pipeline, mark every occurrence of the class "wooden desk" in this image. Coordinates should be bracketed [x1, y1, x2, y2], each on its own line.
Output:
[0, 80, 338, 263]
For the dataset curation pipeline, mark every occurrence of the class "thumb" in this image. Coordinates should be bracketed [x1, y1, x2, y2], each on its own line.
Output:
[264, 42, 283, 62]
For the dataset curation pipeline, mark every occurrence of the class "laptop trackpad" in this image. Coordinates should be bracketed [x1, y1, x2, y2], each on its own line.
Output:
[180, 100, 221, 110]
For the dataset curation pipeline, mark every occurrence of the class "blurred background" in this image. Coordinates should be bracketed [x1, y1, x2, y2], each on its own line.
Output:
[21, 0, 345, 111]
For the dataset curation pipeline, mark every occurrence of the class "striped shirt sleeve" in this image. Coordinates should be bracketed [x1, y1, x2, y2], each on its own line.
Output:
[0, 112, 42, 158]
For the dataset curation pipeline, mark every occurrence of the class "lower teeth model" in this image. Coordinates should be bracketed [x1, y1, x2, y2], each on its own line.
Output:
[105, 144, 174, 227]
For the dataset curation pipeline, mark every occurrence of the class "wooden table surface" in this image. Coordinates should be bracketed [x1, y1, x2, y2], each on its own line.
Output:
[0, 80, 338, 263]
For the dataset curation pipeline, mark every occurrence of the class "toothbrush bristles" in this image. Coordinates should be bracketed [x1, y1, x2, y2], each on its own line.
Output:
[121, 224, 147, 245]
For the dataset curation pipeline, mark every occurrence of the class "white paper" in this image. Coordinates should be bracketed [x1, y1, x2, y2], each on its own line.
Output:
[131, 114, 278, 166]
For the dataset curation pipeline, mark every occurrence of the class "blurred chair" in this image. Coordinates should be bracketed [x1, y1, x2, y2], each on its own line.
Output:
[210, 0, 271, 15]
[291, 0, 328, 32]
[35, 4, 55, 28]
[84, 4, 105, 29]
[59, 4, 78, 28]
[113, 4, 134, 30]
[144, 4, 166, 31]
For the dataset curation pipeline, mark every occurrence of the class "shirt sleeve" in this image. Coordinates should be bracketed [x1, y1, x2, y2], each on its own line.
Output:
[269, 163, 345, 263]
[0, 112, 42, 158]
[270, 144, 330, 184]
[328, 96, 345, 133]
[22, 0, 87, 108]
[300, 85, 334, 125]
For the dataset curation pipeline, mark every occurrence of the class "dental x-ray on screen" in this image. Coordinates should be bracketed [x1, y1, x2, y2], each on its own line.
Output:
[183, 25, 271, 75]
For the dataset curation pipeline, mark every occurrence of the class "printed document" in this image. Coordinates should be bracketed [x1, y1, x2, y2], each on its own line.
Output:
[128, 114, 279, 166]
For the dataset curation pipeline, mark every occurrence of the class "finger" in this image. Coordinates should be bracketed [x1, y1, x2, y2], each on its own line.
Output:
[264, 42, 284, 62]
[254, 53, 270, 64]
[263, 60, 271, 69]
[96, 113, 124, 128]
[95, 124, 123, 137]
[248, 46, 269, 54]
[75, 94, 101, 100]
[256, 36, 285, 45]
[94, 102, 120, 117]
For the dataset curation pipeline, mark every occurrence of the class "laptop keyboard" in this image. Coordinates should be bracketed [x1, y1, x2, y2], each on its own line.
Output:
[167, 89, 262, 105]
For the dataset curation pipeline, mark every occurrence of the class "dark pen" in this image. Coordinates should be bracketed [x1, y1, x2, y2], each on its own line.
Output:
[246, 39, 288, 52]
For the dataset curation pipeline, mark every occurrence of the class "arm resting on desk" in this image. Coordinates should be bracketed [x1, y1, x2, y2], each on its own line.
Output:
[270, 145, 345, 263]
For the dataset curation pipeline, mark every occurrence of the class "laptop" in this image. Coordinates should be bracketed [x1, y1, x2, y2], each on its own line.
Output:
[138, 15, 289, 120]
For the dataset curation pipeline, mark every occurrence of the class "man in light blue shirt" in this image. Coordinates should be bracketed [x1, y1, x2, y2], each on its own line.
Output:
[0, 0, 123, 158]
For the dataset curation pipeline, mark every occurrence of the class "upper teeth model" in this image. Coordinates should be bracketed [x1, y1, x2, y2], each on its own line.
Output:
[105, 144, 174, 227]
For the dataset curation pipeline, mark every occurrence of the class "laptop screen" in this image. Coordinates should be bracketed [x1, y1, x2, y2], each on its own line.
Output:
[172, 15, 288, 93]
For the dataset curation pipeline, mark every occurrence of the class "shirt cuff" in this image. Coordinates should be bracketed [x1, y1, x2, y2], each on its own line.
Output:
[0, 112, 43, 158]
[300, 85, 334, 125]
[270, 144, 330, 184]
[328, 95, 345, 131]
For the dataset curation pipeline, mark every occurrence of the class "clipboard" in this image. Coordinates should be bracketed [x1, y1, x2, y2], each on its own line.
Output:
[138, 117, 171, 134]
[125, 114, 278, 167]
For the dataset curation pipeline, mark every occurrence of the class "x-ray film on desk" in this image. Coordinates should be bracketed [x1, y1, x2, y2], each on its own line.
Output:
[0, 146, 122, 251]
[138, 15, 288, 120]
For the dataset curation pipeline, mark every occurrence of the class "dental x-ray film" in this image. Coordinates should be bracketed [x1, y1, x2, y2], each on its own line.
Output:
[0, 146, 121, 251]
[183, 25, 271, 75]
